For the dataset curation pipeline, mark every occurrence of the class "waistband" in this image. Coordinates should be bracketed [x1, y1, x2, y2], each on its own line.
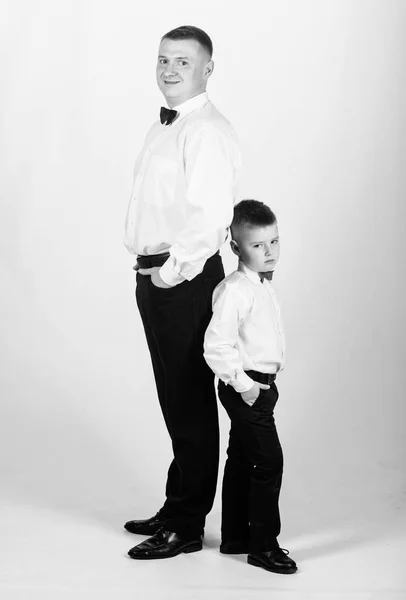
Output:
[136, 252, 170, 269]
[245, 370, 276, 385]
[135, 250, 220, 270]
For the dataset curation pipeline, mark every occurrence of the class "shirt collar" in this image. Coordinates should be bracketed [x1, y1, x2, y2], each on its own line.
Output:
[172, 92, 209, 122]
[237, 261, 263, 285]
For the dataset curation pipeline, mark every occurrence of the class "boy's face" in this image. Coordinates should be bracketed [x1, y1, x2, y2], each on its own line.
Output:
[231, 223, 280, 273]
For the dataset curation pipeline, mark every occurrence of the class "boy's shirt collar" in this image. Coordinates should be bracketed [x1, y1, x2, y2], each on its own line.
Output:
[238, 261, 263, 285]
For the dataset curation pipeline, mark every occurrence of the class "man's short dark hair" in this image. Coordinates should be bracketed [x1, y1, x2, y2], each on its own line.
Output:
[161, 25, 213, 58]
[231, 200, 277, 235]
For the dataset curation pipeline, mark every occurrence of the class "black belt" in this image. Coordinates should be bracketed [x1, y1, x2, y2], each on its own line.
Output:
[245, 370, 276, 385]
[135, 250, 220, 270]
[136, 252, 170, 269]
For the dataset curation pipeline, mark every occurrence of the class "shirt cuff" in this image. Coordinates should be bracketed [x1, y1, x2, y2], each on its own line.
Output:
[159, 258, 186, 287]
[227, 371, 255, 393]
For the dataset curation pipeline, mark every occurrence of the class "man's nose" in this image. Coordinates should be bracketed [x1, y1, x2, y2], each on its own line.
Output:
[163, 62, 177, 77]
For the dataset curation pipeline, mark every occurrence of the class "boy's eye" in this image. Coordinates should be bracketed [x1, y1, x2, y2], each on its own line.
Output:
[254, 244, 262, 248]
[179, 60, 188, 66]
[159, 59, 167, 65]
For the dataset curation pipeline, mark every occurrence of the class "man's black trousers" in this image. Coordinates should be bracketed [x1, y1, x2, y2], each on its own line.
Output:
[135, 253, 224, 539]
[218, 379, 284, 552]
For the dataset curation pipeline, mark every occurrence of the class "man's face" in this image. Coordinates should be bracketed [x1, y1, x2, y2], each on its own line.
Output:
[156, 38, 213, 108]
[231, 224, 280, 273]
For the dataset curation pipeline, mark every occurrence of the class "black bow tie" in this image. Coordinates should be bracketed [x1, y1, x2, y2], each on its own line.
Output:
[160, 107, 178, 126]
[259, 271, 274, 282]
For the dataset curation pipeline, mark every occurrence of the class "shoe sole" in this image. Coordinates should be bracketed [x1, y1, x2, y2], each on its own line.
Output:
[124, 526, 162, 535]
[128, 541, 203, 560]
[247, 555, 298, 574]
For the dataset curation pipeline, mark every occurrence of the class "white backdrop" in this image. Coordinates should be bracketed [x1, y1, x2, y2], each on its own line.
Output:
[1, 0, 405, 568]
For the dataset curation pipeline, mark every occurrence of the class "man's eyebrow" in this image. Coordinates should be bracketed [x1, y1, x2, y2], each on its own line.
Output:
[158, 55, 190, 60]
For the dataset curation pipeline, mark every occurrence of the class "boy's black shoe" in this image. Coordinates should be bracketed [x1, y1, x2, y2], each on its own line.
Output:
[124, 511, 165, 536]
[128, 528, 202, 559]
[247, 548, 298, 574]
[220, 541, 249, 554]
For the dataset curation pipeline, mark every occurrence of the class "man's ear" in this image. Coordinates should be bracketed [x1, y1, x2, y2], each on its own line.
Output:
[230, 239, 240, 257]
[204, 59, 214, 78]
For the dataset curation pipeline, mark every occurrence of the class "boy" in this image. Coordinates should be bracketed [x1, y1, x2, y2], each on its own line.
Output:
[203, 199, 297, 574]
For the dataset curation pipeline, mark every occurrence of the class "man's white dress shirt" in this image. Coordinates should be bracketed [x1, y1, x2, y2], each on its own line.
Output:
[204, 262, 285, 393]
[124, 92, 241, 286]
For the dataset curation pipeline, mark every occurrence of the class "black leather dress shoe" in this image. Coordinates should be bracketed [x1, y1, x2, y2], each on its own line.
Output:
[124, 512, 165, 536]
[220, 541, 249, 554]
[128, 528, 203, 560]
[247, 548, 297, 574]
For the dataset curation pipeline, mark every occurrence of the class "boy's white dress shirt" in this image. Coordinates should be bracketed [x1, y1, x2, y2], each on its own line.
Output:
[204, 262, 285, 393]
[124, 92, 241, 286]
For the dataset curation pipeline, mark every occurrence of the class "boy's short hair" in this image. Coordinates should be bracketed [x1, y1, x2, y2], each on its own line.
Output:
[231, 200, 277, 237]
[161, 25, 213, 58]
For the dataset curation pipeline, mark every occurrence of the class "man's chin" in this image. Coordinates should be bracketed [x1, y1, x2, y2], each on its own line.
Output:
[164, 87, 179, 95]
[160, 83, 182, 94]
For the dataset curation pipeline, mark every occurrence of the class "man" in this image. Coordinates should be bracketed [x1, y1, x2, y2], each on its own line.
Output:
[123, 25, 241, 560]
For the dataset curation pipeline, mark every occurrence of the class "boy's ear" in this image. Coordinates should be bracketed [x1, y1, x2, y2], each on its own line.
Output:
[230, 239, 240, 257]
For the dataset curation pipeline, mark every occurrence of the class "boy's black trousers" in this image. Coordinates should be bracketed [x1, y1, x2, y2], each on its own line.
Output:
[135, 253, 224, 540]
[218, 379, 284, 552]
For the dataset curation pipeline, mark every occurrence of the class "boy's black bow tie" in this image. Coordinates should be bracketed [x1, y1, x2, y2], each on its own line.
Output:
[259, 271, 274, 282]
[160, 107, 178, 125]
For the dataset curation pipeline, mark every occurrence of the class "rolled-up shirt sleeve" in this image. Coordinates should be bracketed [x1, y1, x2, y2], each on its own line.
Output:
[204, 281, 254, 393]
[159, 124, 240, 287]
